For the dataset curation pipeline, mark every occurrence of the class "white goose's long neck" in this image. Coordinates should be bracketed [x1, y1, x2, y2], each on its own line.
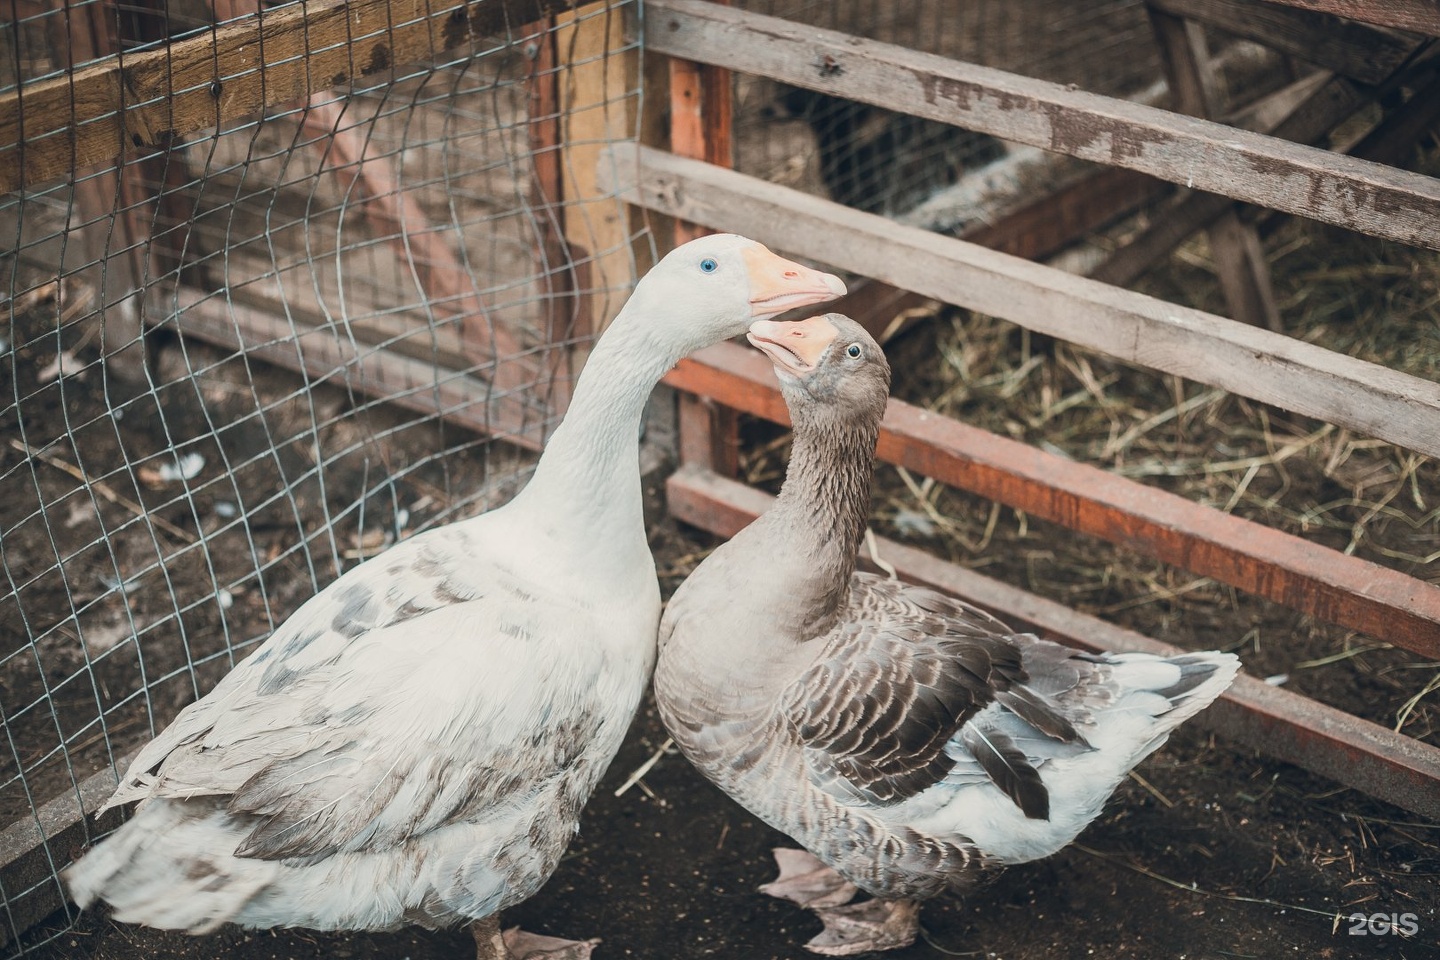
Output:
[507, 308, 682, 565]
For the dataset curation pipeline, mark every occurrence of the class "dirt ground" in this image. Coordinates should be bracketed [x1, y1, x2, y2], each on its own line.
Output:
[16, 583, 1440, 960]
[8, 471, 1440, 960]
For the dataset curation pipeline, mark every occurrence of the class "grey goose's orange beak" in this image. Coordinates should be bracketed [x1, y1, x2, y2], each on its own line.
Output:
[743, 245, 847, 319]
[747, 315, 840, 379]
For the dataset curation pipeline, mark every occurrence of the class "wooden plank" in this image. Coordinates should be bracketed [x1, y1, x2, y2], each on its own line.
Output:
[0, 0, 571, 195]
[644, 0, 1440, 250]
[525, 13, 579, 413]
[665, 465, 1440, 822]
[667, 0, 738, 473]
[677, 392, 740, 476]
[615, 146, 1440, 461]
[835, 165, 1172, 342]
[554, 1, 641, 333]
[669, 56, 710, 247]
[668, 0, 733, 245]
[1148, 6, 1282, 330]
[52, 0, 151, 382]
[168, 289, 549, 451]
[1259, 0, 1440, 36]
[662, 340, 1440, 660]
[0, 760, 128, 949]
[1092, 72, 1371, 287]
[1151, 0, 1424, 84]
[1348, 67, 1440, 167]
[968, 166, 1171, 262]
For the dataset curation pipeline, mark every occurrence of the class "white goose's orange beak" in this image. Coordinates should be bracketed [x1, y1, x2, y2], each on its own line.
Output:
[747, 315, 840, 379]
[743, 245, 847, 318]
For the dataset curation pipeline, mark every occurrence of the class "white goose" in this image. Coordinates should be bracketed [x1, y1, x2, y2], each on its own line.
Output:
[63, 235, 846, 960]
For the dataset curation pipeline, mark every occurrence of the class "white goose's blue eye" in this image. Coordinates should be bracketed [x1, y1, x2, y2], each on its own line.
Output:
[700, 258, 718, 273]
[846, 343, 863, 359]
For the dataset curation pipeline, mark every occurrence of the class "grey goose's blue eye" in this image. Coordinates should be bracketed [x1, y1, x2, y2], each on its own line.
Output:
[700, 258, 718, 273]
[846, 343, 863, 359]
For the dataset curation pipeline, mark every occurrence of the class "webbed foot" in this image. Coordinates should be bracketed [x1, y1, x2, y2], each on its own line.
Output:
[470, 916, 599, 960]
[758, 848, 858, 909]
[503, 928, 601, 960]
[805, 898, 921, 956]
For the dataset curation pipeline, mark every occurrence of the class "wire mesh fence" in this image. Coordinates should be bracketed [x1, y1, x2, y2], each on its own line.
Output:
[731, 0, 1165, 220]
[0, 0, 646, 951]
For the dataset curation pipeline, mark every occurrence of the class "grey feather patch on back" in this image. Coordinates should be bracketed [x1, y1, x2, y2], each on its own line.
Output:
[784, 581, 1037, 807]
[994, 686, 1089, 748]
[331, 584, 380, 638]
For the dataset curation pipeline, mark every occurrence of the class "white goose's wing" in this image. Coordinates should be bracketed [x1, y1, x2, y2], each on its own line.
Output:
[104, 522, 602, 861]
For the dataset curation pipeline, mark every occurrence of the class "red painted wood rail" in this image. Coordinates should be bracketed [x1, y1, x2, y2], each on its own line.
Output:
[664, 341, 1440, 661]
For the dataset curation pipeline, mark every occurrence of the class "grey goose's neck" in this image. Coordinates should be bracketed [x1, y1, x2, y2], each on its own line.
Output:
[656, 405, 880, 728]
[762, 410, 879, 635]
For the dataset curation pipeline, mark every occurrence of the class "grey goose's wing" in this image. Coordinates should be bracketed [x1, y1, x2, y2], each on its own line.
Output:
[780, 575, 1033, 807]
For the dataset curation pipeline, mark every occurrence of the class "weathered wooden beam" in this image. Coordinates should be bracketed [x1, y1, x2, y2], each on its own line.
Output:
[50, 0, 153, 382]
[665, 464, 1440, 821]
[1148, 5, 1282, 330]
[1348, 66, 1440, 167]
[645, 0, 1440, 250]
[555, 2, 642, 333]
[0, 760, 128, 949]
[168, 289, 549, 451]
[1151, 0, 1425, 83]
[1259, 0, 1440, 36]
[615, 146, 1440, 461]
[832, 164, 1171, 343]
[0, 0, 572, 195]
[663, 339, 1440, 660]
[1092, 71, 1372, 286]
[668, 0, 733, 246]
[667, 0, 738, 476]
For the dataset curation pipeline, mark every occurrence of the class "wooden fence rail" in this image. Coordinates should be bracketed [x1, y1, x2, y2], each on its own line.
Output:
[1259, 0, 1440, 35]
[645, 0, 1440, 250]
[0, 0, 571, 196]
[611, 145, 1440, 462]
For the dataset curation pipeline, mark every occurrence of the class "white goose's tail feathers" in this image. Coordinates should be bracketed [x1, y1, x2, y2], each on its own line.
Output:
[63, 798, 276, 934]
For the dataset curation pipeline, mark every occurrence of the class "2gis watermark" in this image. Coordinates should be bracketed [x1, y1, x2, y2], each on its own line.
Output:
[1342, 911, 1420, 938]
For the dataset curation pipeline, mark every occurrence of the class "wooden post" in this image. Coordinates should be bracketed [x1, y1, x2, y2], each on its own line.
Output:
[553, 0, 644, 336]
[1147, 6, 1282, 331]
[51, 0, 152, 381]
[668, 0, 739, 476]
[524, 13, 581, 414]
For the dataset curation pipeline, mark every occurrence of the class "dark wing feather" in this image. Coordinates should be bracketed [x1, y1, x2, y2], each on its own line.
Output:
[959, 726, 1050, 820]
[782, 576, 1027, 806]
[994, 686, 1088, 747]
